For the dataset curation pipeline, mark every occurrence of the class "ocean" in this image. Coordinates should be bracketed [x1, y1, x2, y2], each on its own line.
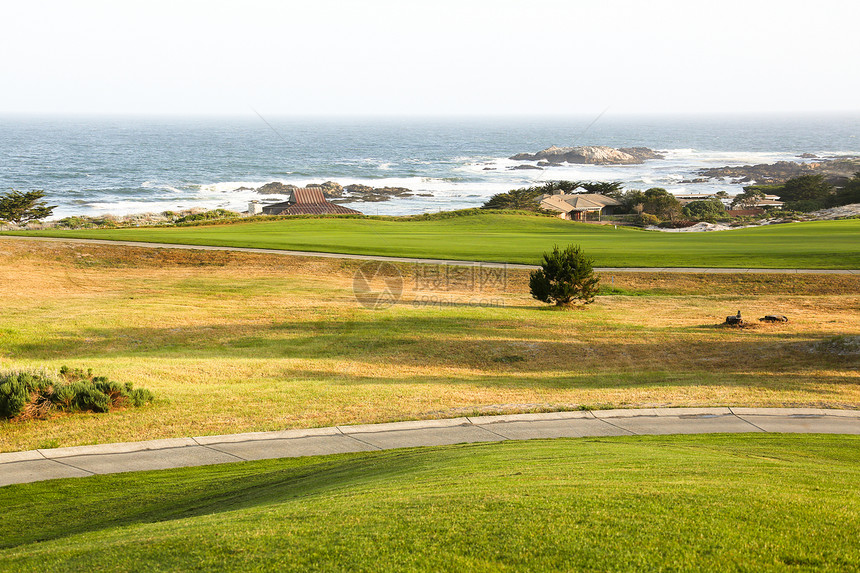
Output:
[1, 114, 858, 219]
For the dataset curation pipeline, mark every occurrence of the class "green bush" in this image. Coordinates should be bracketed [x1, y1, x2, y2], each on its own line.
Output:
[176, 209, 239, 224]
[635, 213, 660, 226]
[0, 366, 154, 420]
[682, 198, 725, 221]
[0, 374, 33, 418]
[0, 371, 55, 418]
[784, 199, 827, 213]
[529, 244, 600, 307]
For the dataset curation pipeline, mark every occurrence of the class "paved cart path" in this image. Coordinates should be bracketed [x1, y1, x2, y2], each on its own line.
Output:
[2, 236, 858, 273]
[2, 408, 859, 487]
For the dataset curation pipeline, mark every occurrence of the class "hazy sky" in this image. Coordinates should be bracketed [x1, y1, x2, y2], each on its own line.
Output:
[2, 0, 858, 116]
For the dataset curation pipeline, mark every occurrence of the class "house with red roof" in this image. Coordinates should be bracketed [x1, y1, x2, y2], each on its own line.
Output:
[258, 188, 362, 216]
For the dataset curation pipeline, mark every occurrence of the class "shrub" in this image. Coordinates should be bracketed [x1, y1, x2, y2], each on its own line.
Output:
[0, 374, 34, 418]
[529, 244, 600, 307]
[783, 199, 828, 213]
[482, 188, 544, 211]
[176, 209, 239, 224]
[683, 198, 725, 221]
[0, 366, 154, 420]
[635, 213, 660, 226]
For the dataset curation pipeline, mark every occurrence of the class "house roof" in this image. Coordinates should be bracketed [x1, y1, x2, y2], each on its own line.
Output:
[291, 188, 327, 204]
[751, 198, 784, 206]
[281, 202, 362, 215]
[261, 187, 363, 216]
[540, 193, 621, 213]
[675, 193, 716, 199]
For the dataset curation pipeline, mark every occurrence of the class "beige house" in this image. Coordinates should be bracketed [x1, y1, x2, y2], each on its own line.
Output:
[539, 193, 622, 221]
[749, 195, 784, 209]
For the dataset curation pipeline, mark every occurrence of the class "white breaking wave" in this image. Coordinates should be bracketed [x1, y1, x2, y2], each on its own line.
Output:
[45, 148, 860, 219]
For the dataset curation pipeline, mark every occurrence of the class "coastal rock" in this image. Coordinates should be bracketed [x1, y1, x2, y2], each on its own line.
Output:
[341, 184, 415, 203]
[697, 157, 860, 185]
[798, 153, 818, 159]
[619, 147, 664, 161]
[510, 145, 663, 165]
[344, 184, 374, 195]
[306, 181, 344, 198]
[509, 164, 543, 170]
[256, 182, 297, 195]
[257, 181, 344, 198]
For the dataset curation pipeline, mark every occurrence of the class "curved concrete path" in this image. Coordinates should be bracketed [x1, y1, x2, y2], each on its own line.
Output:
[2, 407, 859, 487]
[2, 236, 857, 274]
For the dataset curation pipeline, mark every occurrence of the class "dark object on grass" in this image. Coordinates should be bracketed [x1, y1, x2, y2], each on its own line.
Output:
[0, 366, 154, 420]
[529, 244, 600, 307]
[759, 315, 788, 323]
[725, 310, 744, 327]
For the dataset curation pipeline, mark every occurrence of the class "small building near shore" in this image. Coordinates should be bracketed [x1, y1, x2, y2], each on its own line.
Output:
[539, 193, 622, 221]
[259, 188, 362, 216]
[675, 193, 719, 206]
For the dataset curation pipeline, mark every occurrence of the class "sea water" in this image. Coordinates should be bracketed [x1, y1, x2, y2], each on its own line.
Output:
[1, 113, 858, 219]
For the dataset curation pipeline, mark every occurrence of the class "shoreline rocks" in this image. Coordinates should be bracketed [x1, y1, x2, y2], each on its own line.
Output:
[510, 145, 664, 165]
[341, 184, 415, 203]
[249, 181, 414, 203]
[696, 157, 860, 185]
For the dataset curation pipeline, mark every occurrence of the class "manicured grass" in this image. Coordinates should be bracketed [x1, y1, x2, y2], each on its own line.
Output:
[1, 434, 859, 571]
[4, 213, 860, 268]
[1, 239, 858, 452]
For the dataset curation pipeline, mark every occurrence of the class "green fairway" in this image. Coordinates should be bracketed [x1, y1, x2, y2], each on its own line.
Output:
[1, 434, 859, 571]
[5, 213, 860, 268]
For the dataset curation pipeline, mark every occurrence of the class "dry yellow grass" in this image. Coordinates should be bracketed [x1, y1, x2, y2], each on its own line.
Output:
[1, 238, 858, 452]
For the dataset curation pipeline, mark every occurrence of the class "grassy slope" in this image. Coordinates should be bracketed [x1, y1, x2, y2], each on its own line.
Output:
[0, 240, 858, 451]
[1, 435, 859, 571]
[5, 214, 860, 268]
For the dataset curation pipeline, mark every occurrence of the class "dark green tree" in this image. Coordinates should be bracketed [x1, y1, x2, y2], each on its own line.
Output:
[683, 198, 725, 221]
[642, 188, 681, 221]
[535, 181, 584, 194]
[620, 189, 646, 213]
[0, 190, 56, 224]
[777, 174, 833, 203]
[529, 244, 599, 307]
[578, 181, 624, 199]
[481, 187, 543, 210]
[829, 172, 860, 207]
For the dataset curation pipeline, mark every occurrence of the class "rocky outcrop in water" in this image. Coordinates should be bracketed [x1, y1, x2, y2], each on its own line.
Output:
[255, 181, 343, 198]
[252, 181, 416, 202]
[307, 181, 344, 197]
[696, 157, 860, 185]
[510, 145, 664, 165]
[342, 184, 415, 202]
[256, 182, 296, 195]
[618, 147, 664, 161]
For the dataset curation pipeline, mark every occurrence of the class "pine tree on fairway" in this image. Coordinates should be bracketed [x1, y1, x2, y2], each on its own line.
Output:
[529, 244, 599, 306]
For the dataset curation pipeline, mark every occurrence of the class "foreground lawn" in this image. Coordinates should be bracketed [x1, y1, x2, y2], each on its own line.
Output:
[0, 239, 858, 452]
[4, 212, 860, 268]
[1, 434, 859, 571]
